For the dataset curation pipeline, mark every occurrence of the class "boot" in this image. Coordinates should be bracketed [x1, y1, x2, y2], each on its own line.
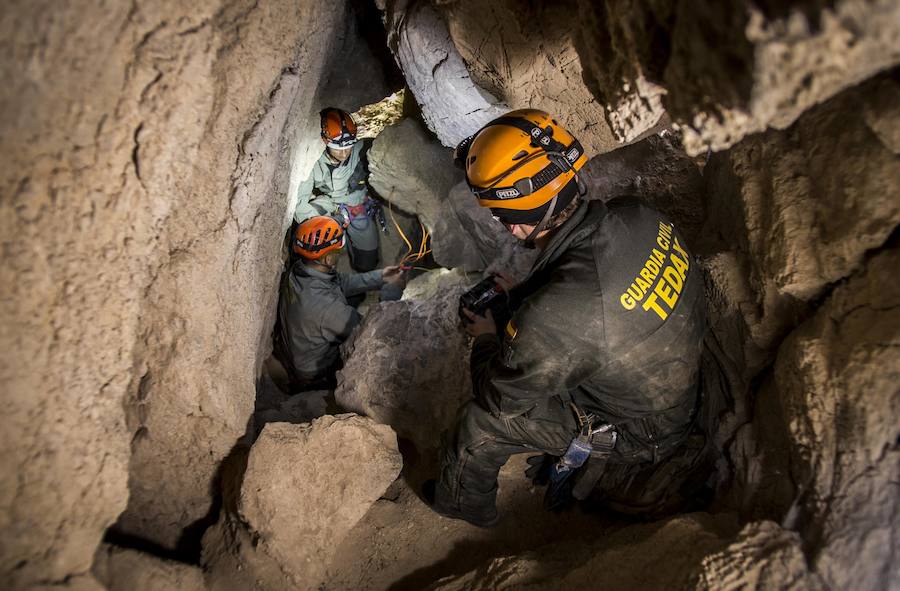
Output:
[421, 479, 500, 528]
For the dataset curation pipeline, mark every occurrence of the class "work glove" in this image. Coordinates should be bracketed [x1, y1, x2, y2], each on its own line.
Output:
[525, 453, 554, 486]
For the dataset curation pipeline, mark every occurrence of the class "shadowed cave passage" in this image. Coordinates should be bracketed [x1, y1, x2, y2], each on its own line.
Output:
[1, 1, 898, 590]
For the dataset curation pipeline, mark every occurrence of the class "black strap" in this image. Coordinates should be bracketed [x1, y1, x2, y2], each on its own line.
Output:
[572, 455, 608, 500]
[295, 233, 343, 252]
[484, 116, 569, 153]
[523, 193, 559, 247]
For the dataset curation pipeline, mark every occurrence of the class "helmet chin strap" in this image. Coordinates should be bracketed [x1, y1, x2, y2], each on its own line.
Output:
[522, 194, 558, 249]
[521, 151, 588, 248]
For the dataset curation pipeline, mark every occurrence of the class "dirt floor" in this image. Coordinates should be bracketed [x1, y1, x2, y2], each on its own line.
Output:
[321, 447, 613, 590]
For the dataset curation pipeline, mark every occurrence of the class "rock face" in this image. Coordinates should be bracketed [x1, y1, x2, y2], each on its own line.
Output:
[336, 288, 472, 450]
[693, 521, 825, 590]
[0, 0, 395, 583]
[367, 118, 464, 230]
[581, 130, 706, 242]
[431, 182, 538, 279]
[204, 416, 402, 591]
[577, 0, 900, 153]
[435, 0, 621, 155]
[93, 545, 206, 591]
[384, 1, 507, 147]
[702, 74, 900, 374]
[696, 73, 900, 590]
[771, 246, 900, 591]
[389, 0, 900, 155]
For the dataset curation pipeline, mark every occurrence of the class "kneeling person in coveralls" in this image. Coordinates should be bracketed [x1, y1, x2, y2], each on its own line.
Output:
[276, 216, 405, 390]
[424, 110, 707, 527]
[294, 107, 381, 271]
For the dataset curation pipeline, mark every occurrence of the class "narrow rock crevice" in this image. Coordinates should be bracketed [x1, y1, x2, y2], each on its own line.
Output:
[1, 1, 897, 590]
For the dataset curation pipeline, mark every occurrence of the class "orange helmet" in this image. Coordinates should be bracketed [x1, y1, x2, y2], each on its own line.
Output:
[456, 109, 588, 225]
[321, 108, 358, 149]
[293, 216, 345, 260]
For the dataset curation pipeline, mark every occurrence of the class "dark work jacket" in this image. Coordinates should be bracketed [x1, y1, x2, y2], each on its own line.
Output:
[278, 261, 383, 380]
[471, 198, 706, 463]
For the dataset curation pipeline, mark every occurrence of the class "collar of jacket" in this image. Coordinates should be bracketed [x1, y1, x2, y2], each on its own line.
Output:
[294, 260, 338, 282]
[532, 197, 608, 272]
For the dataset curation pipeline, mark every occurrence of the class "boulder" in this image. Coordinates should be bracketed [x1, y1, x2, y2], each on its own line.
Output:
[581, 130, 706, 242]
[93, 545, 206, 591]
[432, 182, 538, 280]
[205, 416, 402, 591]
[693, 521, 825, 590]
[336, 287, 471, 450]
[367, 118, 464, 231]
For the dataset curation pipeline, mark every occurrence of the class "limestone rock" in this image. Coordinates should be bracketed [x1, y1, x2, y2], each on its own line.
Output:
[575, 0, 900, 154]
[432, 182, 538, 280]
[670, 0, 900, 154]
[93, 545, 206, 591]
[581, 130, 706, 242]
[701, 75, 900, 374]
[236, 417, 401, 589]
[693, 521, 825, 590]
[336, 288, 471, 450]
[402, 268, 471, 302]
[1, 0, 398, 582]
[772, 245, 900, 591]
[383, 2, 507, 147]
[367, 118, 464, 231]
[435, 0, 620, 155]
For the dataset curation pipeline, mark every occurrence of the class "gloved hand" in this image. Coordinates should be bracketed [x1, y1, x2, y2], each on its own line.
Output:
[525, 453, 554, 486]
[462, 308, 496, 337]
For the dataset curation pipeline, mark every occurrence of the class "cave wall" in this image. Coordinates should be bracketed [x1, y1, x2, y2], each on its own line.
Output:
[0, 0, 393, 586]
[387, 0, 900, 156]
[701, 73, 900, 377]
[1, 0, 897, 588]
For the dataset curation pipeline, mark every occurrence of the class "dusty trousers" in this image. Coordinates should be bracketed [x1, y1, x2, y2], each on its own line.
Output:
[345, 216, 380, 271]
[434, 397, 578, 520]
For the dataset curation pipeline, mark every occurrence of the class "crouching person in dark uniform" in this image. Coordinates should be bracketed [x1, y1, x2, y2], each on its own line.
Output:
[275, 216, 405, 391]
[423, 110, 707, 527]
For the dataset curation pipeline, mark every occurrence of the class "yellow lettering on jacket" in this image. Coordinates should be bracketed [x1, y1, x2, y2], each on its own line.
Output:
[625, 222, 692, 320]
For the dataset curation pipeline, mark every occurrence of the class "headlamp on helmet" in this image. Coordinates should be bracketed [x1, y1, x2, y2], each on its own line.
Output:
[320, 108, 358, 150]
[456, 110, 588, 226]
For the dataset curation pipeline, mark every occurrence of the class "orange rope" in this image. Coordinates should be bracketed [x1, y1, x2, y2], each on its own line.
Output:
[388, 199, 431, 268]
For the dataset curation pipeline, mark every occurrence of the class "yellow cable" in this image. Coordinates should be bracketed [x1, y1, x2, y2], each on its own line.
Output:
[388, 198, 431, 267]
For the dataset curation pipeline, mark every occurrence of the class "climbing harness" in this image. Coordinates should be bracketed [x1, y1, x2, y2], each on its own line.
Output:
[366, 198, 388, 233]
